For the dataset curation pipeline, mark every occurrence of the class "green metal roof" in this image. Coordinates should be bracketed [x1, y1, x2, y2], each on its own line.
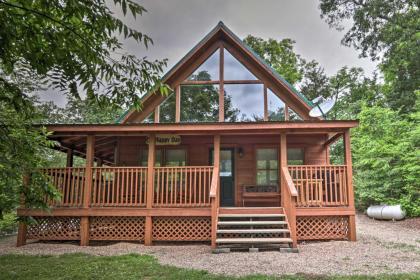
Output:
[116, 21, 313, 123]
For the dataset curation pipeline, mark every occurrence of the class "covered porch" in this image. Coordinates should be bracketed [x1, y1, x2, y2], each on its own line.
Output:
[17, 121, 357, 248]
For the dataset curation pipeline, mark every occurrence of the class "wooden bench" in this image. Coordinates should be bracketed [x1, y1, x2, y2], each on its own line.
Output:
[241, 185, 280, 207]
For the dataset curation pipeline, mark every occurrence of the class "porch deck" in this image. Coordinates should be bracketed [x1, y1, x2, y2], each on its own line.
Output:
[17, 163, 355, 247]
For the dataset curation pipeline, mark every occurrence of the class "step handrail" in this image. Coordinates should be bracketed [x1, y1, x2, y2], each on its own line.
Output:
[281, 167, 298, 197]
[209, 166, 219, 198]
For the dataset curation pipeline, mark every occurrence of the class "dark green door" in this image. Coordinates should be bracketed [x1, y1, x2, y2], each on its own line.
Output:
[210, 148, 235, 207]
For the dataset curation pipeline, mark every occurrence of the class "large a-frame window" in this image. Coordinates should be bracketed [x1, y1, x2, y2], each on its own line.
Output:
[157, 44, 303, 123]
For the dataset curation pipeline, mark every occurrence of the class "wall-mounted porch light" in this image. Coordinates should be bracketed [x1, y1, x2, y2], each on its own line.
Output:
[238, 147, 244, 158]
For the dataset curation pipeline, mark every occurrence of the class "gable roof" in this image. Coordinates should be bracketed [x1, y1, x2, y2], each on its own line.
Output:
[118, 21, 313, 123]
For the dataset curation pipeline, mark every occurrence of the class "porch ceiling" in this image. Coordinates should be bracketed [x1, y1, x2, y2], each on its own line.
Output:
[51, 135, 117, 165]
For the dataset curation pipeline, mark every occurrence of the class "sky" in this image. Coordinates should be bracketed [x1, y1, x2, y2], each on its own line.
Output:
[42, 0, 378, 107]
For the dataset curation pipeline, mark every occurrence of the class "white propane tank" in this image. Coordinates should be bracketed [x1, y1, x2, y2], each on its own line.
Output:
[367, 205, 406, 220]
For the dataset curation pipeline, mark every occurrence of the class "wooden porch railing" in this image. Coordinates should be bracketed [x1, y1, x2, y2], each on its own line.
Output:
[288, 165, 348, 207]
[42, 167, 86, 207]
[153, 166, 213, 207]
[91, 167, 148, 207]
[281, 166, 298, 248]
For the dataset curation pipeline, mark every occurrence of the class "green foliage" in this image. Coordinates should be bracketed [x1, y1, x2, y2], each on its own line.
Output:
[0, 253, 419, 280]
[0, 212, 17, 235]
[36, 96, 124, 124]
[352, 104, 420, 216]
[0, 0, 167, 109]
[0, 0, 166, 215]
[319, 0, 420, 114]
[0, 96, 60, 216]
[243, 35, 303, 85]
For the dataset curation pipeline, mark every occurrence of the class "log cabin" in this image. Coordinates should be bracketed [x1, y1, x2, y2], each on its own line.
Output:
[17, 22, 357, 252]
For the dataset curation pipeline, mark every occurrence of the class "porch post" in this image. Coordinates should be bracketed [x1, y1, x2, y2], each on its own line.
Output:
[16, 174, 30, 247]
[66, 149, 73, 167]
[145, 134, 156, 246]
[211, 134, 221, 248]
[81, 135, 95, 246]
[344, 129, 356, 241]
[280, 133, 297, 248]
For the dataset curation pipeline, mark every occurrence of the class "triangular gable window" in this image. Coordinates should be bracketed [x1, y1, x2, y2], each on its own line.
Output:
[267, 89, 286, 121]
[159, 92, 176, 123]
[224, 49, 257, 80]
[289, 107, 303, 121]
[187, 49, 219, 81]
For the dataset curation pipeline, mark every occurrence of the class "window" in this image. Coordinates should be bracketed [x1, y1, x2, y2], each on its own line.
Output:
[165, 149, 186, 166]
[159, 93, 176, 123]
[256, 148, 278, 187]
[140, 149, 162, 167]
[143, 112, 154, 123]
[287, 148, 304, 165]
[224, 84, 264, 122]
[140, 149, 186, 167]
[288, 107, 303, 121]
[180, 85, 219, 122]
[224, 49, 257, 80]
[267, 89, 286, 121]
[187, 49, 219, 81]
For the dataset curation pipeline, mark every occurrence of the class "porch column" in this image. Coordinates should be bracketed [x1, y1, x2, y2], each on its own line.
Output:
[344, 129, 356, 241]
[81, 135, 95, 246]
[211, 134, 221, 248]
[280, 133, 297, 248]
[16, 174, 30, 247]
[145, 134, 156, 246]
[66, 149, 73, 167]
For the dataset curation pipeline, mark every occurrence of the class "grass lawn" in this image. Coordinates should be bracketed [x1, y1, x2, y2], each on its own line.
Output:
[0, 254, 418, 280]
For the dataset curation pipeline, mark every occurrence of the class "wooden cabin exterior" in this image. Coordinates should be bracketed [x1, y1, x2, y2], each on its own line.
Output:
[17, 22, 357, 250]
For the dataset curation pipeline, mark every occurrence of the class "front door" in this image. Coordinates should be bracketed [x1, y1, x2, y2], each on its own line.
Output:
[210, 148, 235, 207]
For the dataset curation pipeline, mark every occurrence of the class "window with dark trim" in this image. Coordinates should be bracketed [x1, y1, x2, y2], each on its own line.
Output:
[140, 148, 186, 167]
[287, 148, 304, 165]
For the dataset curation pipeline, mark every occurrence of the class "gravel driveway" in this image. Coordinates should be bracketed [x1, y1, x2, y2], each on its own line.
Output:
[1, 214, 419, 276]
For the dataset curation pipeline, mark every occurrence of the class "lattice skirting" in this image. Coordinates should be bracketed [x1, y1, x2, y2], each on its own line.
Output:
[297, 216, 349, 240]
[90, 217, 145, 241]
[27, 217, 81, 240]
[152, 216, 211, 241]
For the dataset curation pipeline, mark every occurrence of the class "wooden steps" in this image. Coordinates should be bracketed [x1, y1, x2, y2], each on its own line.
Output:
[216, 238, 293, 244]
[217, 229, 289, 234]
[214, 207, 297, 253]
[218, 221, 287, 226]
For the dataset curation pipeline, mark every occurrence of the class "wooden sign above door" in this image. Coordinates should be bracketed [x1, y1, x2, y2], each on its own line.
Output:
[147, 134, 181, 146]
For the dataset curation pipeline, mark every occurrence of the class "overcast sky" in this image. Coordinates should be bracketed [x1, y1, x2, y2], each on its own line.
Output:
[43, 0, 378, 106]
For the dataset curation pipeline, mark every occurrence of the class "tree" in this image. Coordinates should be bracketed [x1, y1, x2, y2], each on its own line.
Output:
[319, 0, 420, 114]
[299, 60, 330, 101]
[0, 0, 167, 215]
[352, 101, 420, 216]
[243, 35, 303, 85]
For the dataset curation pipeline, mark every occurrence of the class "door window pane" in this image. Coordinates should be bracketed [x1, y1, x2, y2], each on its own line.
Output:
[187, 49, 219, 81]
[287, 148, 304, 165]
[159, 93, 176, 123]
[224, 49, 257, 80]
[220, 150, 232, 177]
[165, 149, 186, 166]
[180, 85, 219, 122]
[256, 148, 278, 187]
[224, 84, 264, 122]
[267, 89, 286, 121]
